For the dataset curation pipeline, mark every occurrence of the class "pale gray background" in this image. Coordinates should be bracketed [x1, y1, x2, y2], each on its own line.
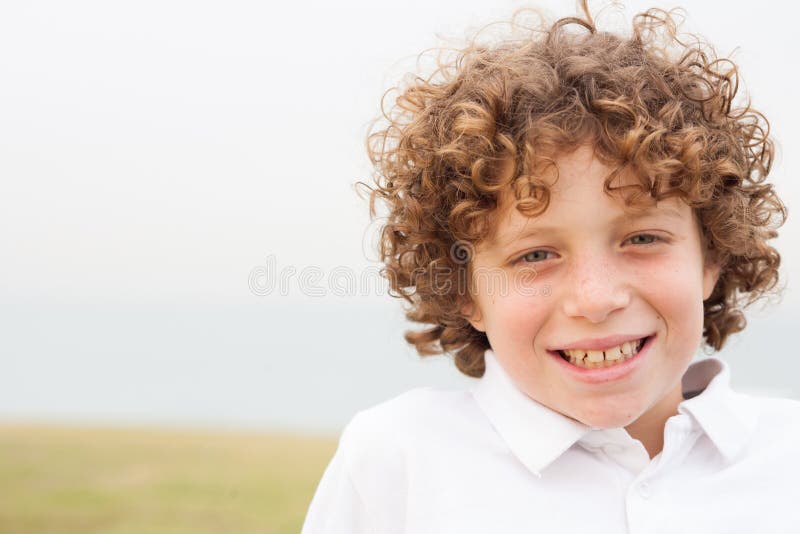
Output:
[1, 0, 797, 435]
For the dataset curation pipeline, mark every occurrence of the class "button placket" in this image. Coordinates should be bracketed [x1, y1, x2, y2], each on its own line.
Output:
[626, 478, 657, 534]
[637, 481, 652, 499]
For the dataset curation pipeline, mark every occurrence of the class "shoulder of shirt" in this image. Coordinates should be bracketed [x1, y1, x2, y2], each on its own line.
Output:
[726, 389, 800, 451]
[739, 390, 800, 425]
[328, 386, 482, 515]
[334, 386, 481, 477]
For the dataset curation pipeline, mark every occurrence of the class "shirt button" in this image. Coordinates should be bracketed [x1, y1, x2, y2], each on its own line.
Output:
[637, 481, 652, 499]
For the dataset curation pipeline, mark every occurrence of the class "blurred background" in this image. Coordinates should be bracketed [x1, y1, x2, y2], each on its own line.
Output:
[1, 0, 798, 532]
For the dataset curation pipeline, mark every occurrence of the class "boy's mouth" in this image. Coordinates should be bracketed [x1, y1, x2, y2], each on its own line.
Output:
[556, 336, 650, 368]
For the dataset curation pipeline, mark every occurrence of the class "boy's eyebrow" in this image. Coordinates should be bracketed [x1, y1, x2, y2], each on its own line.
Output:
[614, 206, 685, 224]
[494, 206, 686, 246]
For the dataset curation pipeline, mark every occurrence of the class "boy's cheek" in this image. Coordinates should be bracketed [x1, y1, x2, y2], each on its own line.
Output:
[626, 255, 708, 301]
[483, 293, 553, 341]
[636, 267, 707, 336]
[510, 267, 551, 298]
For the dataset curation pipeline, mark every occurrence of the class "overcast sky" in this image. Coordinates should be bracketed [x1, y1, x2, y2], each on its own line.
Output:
[1, 0, 798, 433]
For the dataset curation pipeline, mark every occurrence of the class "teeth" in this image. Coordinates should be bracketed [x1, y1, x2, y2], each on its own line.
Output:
[604, 345, 622, 361]
[561, 337, 647, 369]
[586, 350, 604, 363]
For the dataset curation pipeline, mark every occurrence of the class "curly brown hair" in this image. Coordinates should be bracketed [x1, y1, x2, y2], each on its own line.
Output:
[362, 2, 787, 378]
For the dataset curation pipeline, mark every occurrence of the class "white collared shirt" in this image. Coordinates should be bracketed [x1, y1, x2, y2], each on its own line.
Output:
[302, 350, 800, 533]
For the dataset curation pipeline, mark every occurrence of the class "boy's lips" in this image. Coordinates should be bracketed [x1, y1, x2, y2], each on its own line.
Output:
[547, 334, 656, 384]
[549, 333, 651, 352]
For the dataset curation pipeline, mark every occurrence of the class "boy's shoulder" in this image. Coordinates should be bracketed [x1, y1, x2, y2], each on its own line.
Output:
[729, 390, 800, 457]
[744, 391, 800, 428]
[321, 387, 493, 522]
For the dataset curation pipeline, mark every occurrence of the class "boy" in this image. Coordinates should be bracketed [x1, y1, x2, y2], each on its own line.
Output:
[303, 2, 800, 532]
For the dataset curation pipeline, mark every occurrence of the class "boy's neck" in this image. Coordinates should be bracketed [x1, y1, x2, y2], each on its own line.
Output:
[624, 384, 685, 459]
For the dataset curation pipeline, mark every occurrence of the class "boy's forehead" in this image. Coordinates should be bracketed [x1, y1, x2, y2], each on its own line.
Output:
[482, 182, 689, 249]
[493, 145, 647, 203]
[476, 147, 693, 247]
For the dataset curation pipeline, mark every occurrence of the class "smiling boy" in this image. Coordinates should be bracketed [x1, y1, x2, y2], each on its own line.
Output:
[302, 3, 800, 533]
[464, 146, 722, 460]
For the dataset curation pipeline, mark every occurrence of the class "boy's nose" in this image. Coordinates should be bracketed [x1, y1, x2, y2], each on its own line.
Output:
[560, 256, 630, 323]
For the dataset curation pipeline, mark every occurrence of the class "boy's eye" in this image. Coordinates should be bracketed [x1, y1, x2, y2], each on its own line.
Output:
[519, 250, 554, 263]
[627, 233, 660, 245]
[515, 234, 661, 264]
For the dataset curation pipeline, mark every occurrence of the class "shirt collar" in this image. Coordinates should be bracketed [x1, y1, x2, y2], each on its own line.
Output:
[471, 350, 759, 477]
[677, 356, 759, 462]
[472, 350, 591, 478]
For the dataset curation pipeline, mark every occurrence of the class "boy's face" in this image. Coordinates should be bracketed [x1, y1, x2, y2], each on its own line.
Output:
[464, 145, 720, 429]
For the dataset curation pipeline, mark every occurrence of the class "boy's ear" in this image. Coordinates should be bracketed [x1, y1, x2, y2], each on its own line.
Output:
[702, 259, 722, 301]
[461, 300, 486, 332]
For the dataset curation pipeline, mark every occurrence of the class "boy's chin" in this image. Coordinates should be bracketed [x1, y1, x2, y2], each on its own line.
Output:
[579, 414, 638, 429]
[566, 405, 642, 429]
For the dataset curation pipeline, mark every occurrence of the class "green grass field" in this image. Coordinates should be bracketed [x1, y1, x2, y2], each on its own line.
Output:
[0, 423, 338, 534]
